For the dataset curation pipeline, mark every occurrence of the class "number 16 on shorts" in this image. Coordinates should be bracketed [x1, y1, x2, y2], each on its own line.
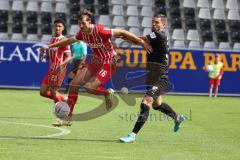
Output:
[99, 69, 107, 77]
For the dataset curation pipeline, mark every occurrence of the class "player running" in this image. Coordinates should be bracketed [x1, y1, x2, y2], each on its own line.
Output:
[119, 14, 185, 143]
[39, 9, 152, 126]
[39, 19, 71, 105]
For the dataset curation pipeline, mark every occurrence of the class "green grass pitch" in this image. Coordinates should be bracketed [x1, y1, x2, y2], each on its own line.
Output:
[0, 89, 240, 160]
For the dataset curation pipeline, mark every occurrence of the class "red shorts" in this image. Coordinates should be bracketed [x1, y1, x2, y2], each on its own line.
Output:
[42, 69, 66, 88]
[87, 60, 116, 85]
[209, 78, 220, 86]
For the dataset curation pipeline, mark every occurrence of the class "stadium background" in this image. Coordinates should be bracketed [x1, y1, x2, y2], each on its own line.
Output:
[0, 0, 239, 95]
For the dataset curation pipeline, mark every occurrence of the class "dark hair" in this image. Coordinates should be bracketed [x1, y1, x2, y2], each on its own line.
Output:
[153, 14, 166, 25]
[79, 8, 93, 21]
[54, 19, 66, 26]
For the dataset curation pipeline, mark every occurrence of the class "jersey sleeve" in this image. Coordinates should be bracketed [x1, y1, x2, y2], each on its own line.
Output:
[63, 45, 71, 53]
[99, 26, 112, 39]
[75, 31, 83, 40]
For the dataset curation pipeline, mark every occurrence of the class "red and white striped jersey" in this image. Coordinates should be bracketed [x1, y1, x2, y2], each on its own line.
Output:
[48, 35, 71, 71]
[75, 24, 116, 63]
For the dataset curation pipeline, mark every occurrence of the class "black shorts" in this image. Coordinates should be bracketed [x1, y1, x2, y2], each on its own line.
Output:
[145, 63, 171, 99]
[69, 59, 82, 74]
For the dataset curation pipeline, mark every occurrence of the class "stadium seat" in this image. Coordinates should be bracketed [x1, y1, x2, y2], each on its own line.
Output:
[84, 0, 94, 4]
[219, 42, 231, 50]
[13, 11, 23, 22]
[229, 20, 240, 32]
[41, 2, 53, 12]
[170, 7, 181, 18]
[70, 2, 80, 14]
[12, 0, 24, 11]
[171, 18, 182, 29]
[41, 12, 52, 24]
[127, 16, 140, 27]
[98, 3, 109, 15]
[155, 5, 166, 15]
[27, 22, 37, 34]
[70, 0, 80, 3]
[199, 19, 211, 30]
[197, 0, 209, 8]
[231, 31, 240, 42]
[42, 24, 52, 35]
[215, 20, 226, 31]
[184, 8, 195, 18]
[140, 0, 153, 6]
[226, 0, 239, 10]
[216, 31, 229, 42]
[233, 43, 240, 50]
[198, 8, 211, 19]
[172, 29, 185, 40]
[112, 5, 124, 16]
[183, 0, 196, 8]
[213, 9, 225, 20]
[26, 1, 38, 12]
[11, 33, 23, 41]
[55, 2, 68, 14]
[127, 6, 138, 16]
[98, 15, 111, 27]
[0, 20, 7, 33]
[111, 0, 125, 5]
[27, 12, 38, 23]
[173, 40, 186, 48]
[26, 34, 39, 42]
[0, 33, 8, 40]
[185, 18, 196, 29]
[85, 4, 95, 14]
[112, 16, 125, 27]
[56, 13, 67, 22]
[129, 27, 141, 36]
[0, 10, 8, 21]
[99, 0, 108, 4]
[0, 0, 10, 10]
[143, 27, 152, 36]
[212, 0, 224, 9]
[70, 25, 79, 35]
[12, 21, 23, 33]
[41, 34, 52, 42]
[187, 30, 199, 41]
[141, 7, 153, 17]
[169, 0, 180, 8]
[188, 41, 201, 49]
[70, 13, 78, 25]
[227, 10, 240, 20]
[126, 0, 138, 5]
[201, 30, 213, 41]
[142, 17, 152, 28]
[204, 41, 217, 49]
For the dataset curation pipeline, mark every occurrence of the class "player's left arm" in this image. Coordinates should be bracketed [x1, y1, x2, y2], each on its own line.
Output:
[112, 28, 152, 53]
[218, 65, 224, 79]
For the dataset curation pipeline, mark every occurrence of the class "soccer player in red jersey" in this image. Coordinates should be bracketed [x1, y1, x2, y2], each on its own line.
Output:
[40, 9, 152, 123]
[40, 19, 71, 104]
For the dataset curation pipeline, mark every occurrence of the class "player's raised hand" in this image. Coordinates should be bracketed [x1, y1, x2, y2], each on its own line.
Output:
[140, 39, 152, 54]
[39, 45, 49, 54]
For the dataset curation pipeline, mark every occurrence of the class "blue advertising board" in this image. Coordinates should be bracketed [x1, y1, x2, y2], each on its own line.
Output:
[0, 41, 239, 95]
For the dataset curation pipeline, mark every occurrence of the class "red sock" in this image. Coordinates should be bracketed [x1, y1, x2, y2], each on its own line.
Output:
[90, 86, 109, 96]
[46, 91, 53, 99]
[67, 92, 78, 117]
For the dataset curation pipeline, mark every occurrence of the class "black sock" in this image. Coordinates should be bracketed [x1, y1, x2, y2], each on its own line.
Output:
[132, 103, 150, 134]
[153, 103, 177, 122]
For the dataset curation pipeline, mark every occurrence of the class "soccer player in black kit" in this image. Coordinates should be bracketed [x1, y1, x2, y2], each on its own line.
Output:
[120, 14, 185, 143]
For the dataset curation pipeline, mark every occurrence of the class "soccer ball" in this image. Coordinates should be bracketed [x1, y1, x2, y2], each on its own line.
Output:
[53, 102, 70, 118]
[206, 65, 214, 72]
[121, 87, 129, 94]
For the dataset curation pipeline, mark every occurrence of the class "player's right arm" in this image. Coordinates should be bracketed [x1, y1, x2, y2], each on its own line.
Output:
[40, 37, 77, 54]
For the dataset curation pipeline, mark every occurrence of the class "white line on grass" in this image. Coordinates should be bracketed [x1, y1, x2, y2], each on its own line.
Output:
[0, 120, 71, 139]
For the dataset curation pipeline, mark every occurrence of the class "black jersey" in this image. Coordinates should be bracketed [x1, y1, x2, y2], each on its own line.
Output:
[146, 31, 169, 65]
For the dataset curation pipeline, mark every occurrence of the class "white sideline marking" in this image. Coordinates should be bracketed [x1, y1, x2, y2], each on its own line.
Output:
[0, 120, 71, 139]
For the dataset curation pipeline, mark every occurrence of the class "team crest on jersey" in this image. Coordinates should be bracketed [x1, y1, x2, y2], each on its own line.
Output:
[150, 32, 156, 39]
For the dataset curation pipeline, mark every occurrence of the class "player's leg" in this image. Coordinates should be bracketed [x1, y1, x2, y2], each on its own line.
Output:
[67, 66, 92, 116]
[40, 74, 54, 100]
[152, 96, 185, 132]
[119, 95, 152, 143]
[214, 79, 220, 97]
[209, 78, 214, 97]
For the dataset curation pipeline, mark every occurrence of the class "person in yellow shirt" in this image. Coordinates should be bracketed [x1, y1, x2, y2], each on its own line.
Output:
[207, 54, 224, 97]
